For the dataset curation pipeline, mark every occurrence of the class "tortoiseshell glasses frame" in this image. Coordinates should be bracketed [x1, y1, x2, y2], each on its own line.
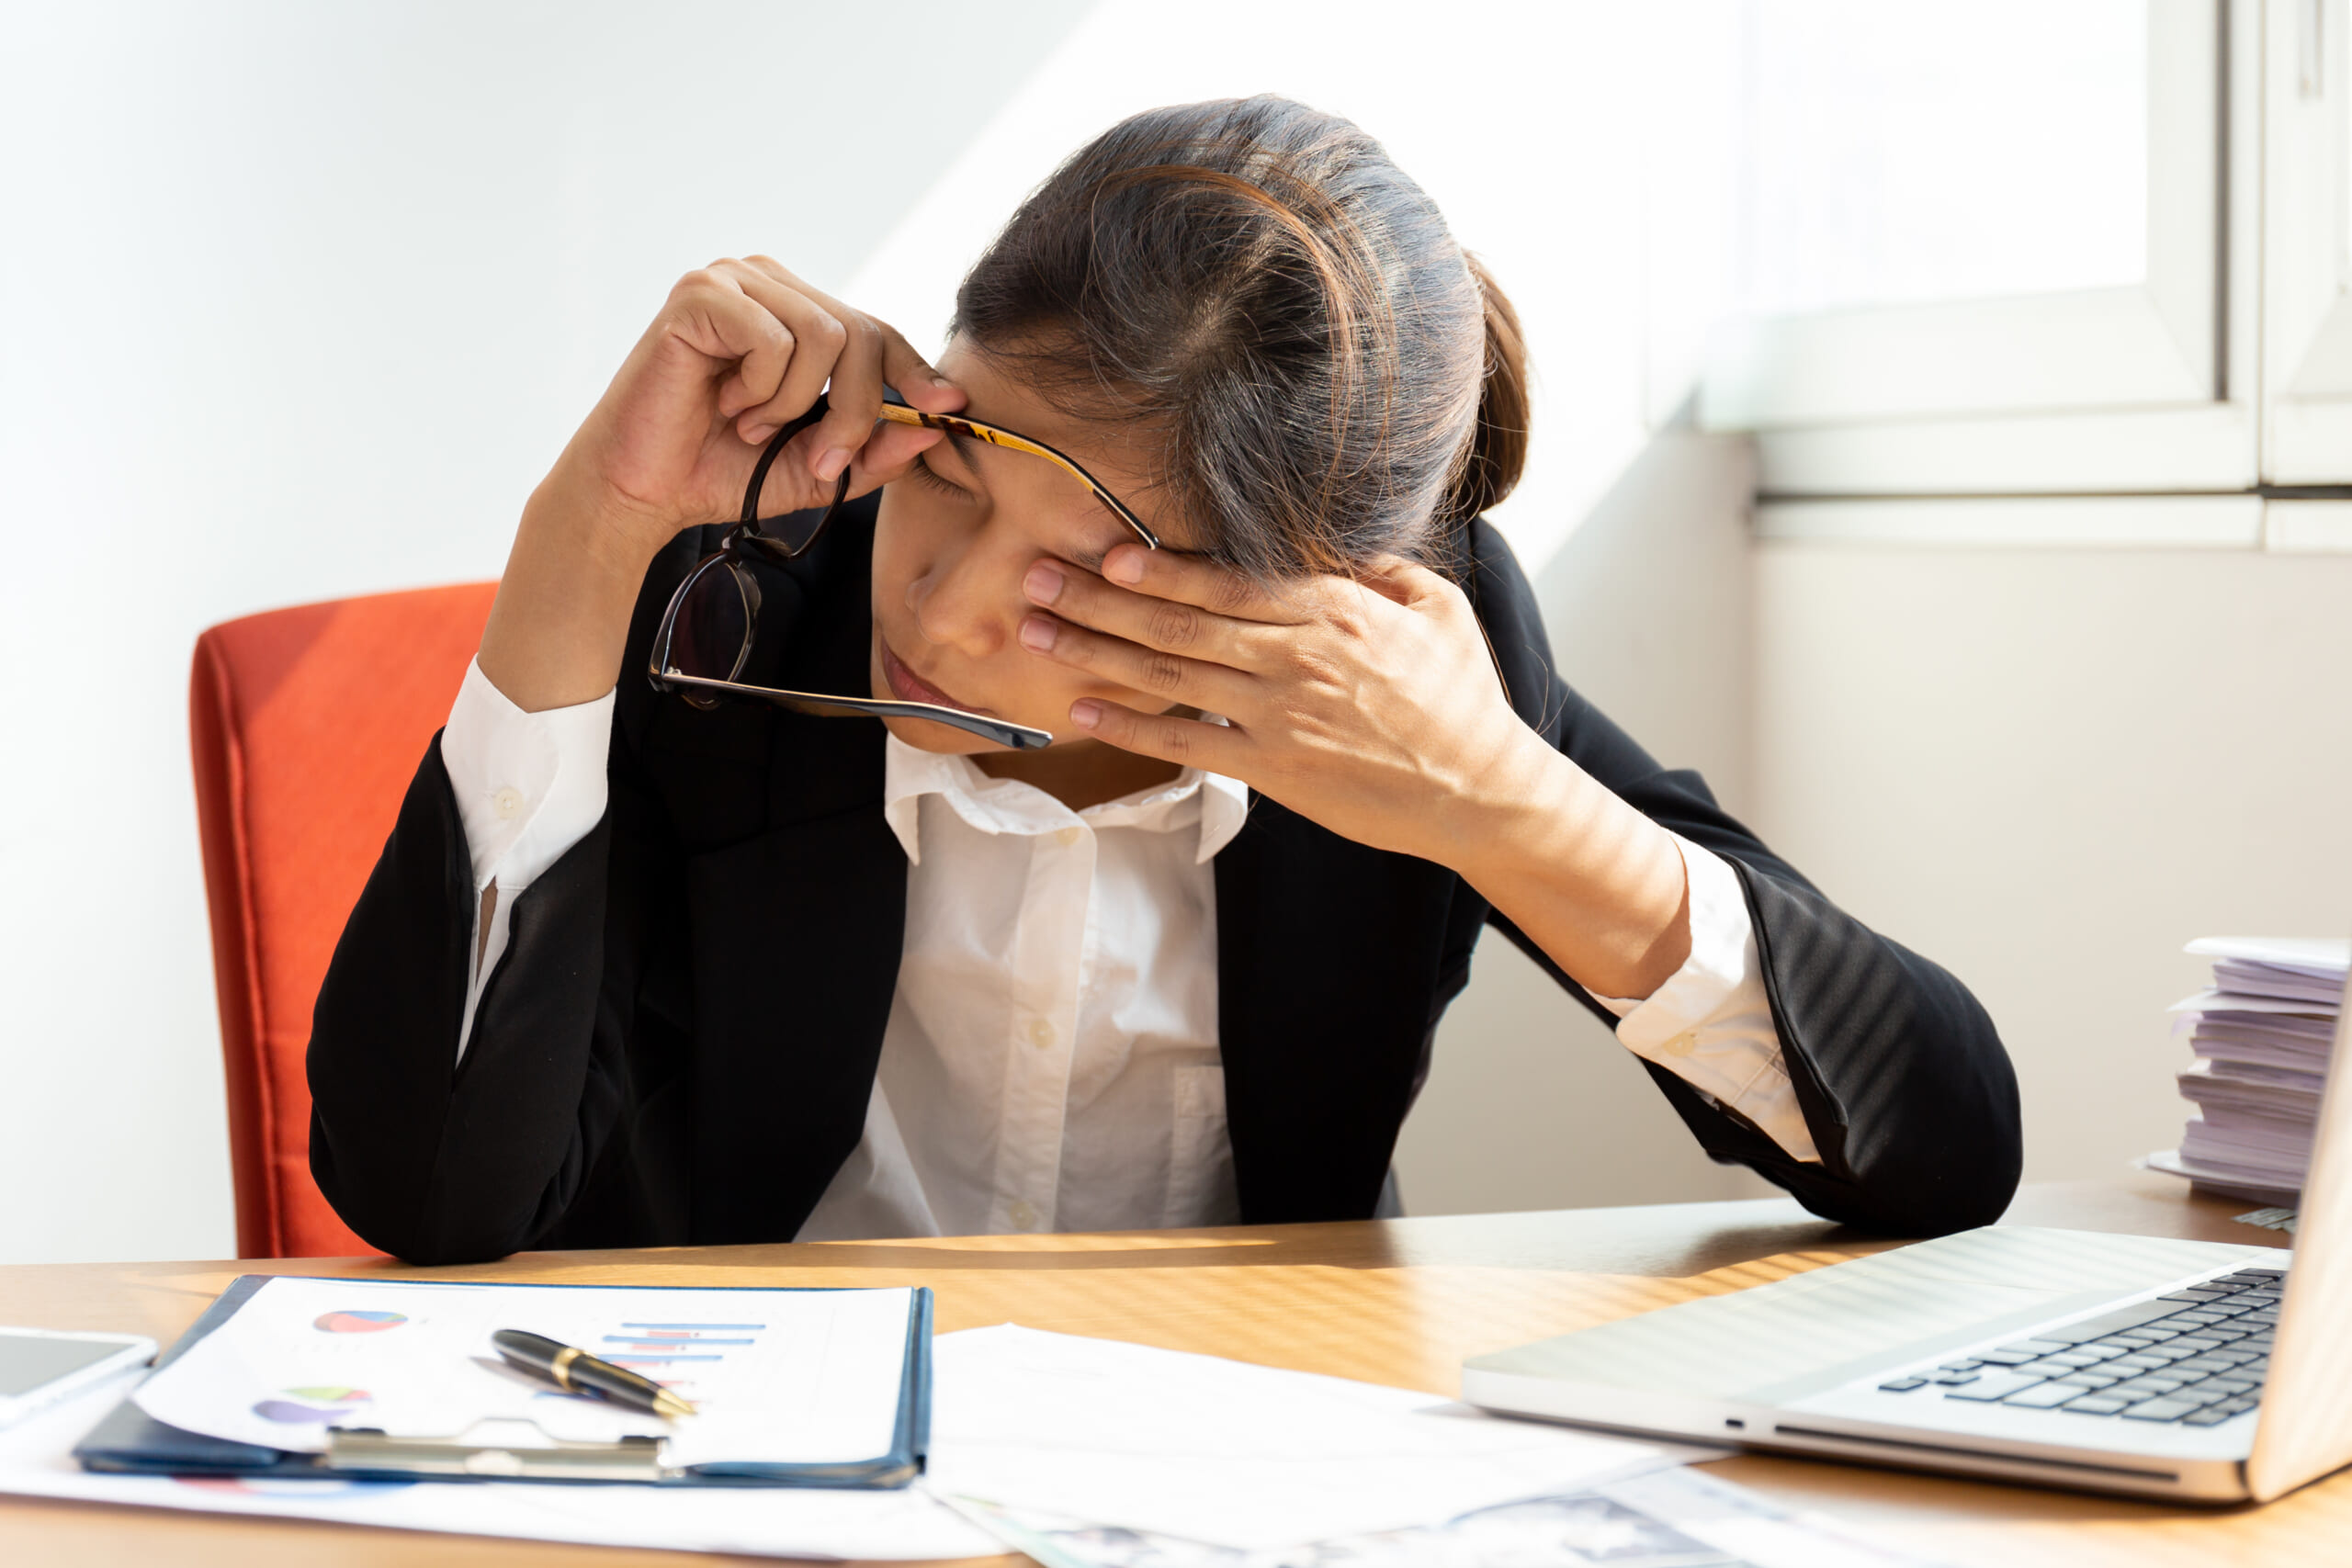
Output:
[646, 389, 1158, 750]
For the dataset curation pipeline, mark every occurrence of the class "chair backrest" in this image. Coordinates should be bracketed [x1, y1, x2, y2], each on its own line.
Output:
[190, 582, 498, 1258]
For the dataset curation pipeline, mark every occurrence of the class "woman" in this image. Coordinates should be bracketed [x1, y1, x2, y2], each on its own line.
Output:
[309, 97, 2020, 1265]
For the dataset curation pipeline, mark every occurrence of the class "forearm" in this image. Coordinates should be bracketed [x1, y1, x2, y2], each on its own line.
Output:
[311, 738, 624, 1262]
[477, 464, 663, 713]
[1442, 728, 1691, 1000]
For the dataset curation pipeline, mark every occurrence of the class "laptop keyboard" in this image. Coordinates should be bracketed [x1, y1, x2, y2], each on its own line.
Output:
[1873, 1266, 2286, 1427]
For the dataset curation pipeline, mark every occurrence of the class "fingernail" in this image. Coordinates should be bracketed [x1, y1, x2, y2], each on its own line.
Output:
[1070, 699, 1102, 729]
[1019, 615, 1058, 652]
[813, 446, 853, 482]
[742, 423, 776, 445]
[1105, 547, 1146, 584]
[1023, 561, 1064, 604]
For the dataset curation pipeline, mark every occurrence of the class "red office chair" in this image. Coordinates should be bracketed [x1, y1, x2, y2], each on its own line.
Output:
[190, 582, 499, 1258]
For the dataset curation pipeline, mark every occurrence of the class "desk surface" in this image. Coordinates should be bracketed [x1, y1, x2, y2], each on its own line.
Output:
[0, 1173, 2323, 1567]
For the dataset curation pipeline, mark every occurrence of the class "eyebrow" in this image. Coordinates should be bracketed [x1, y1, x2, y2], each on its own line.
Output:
[926, 426, 1137, 566]
[933, 424, 984, 474]
[909, 408, 1202, 562]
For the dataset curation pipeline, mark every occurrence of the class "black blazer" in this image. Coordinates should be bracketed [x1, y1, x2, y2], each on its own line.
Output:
[308, 498, 2022, 1264]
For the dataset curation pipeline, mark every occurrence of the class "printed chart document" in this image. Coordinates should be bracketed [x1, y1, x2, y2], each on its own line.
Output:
[924, 1325, 1702, 1550]
[131, 1276, 914, 1469]
[0, 1372, 992, 1560]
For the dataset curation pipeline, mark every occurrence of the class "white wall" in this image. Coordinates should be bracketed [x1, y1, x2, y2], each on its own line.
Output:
[1751, 541, 2352, 1188]
[1, 1, 1744, 1262]
[0, 0, 1093, 1265]
[1395, 427, 1772, 1213]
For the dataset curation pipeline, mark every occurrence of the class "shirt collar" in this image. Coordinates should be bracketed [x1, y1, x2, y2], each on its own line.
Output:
[882, 733, 1250, 868]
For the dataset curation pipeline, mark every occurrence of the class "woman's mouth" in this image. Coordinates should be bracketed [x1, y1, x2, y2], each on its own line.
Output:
[879, 638, 991, 715]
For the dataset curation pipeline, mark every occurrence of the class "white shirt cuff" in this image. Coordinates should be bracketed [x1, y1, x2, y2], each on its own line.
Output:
[440, 659, 614, 1059]
[442, 659, 615, 896]
[1590, 835, 1821, 1164]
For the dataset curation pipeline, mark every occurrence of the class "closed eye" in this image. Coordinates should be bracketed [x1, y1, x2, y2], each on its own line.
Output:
[907, 450, 974, 502]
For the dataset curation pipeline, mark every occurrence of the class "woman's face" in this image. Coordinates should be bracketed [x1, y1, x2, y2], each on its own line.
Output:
[868, 345, 1193, 754]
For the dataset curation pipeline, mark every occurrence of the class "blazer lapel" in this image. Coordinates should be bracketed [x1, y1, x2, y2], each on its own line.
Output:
[683, 734, 905, 1246]
[1215, 795, 1463, 1224]
[677, 513, 911, 1245]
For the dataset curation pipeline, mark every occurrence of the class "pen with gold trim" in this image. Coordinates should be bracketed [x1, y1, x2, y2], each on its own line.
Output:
[491, 1327, 697, 1419]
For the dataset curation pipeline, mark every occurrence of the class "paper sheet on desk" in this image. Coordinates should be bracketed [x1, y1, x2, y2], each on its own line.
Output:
[0, 1373, 993, 1561]
[949, 1465, 1947, 1568]
[131, 1276, 911, 1468]
[924, 1325, 1704, 1551]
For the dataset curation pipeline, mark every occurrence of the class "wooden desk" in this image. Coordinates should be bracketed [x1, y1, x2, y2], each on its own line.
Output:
[0, 1173, 2319, 1567]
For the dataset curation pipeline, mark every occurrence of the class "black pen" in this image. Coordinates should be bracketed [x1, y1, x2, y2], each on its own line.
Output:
[492, 1327, 697, 1419]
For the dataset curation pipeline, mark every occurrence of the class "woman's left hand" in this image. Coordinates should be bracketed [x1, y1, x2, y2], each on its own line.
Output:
[1017, 542, 1548, 871]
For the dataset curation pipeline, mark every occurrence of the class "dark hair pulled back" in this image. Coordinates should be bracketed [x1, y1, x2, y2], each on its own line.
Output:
[953, 95, 1528, 581]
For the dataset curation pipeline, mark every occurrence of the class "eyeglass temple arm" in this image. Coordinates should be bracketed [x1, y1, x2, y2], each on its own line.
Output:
[871, 399, 1159, 549]
[654, 667, 1052, 751]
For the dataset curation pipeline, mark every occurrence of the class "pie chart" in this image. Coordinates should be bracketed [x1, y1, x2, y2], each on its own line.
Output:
[312, 1309, 407, 1334]
[252, 1386, 371, 1424]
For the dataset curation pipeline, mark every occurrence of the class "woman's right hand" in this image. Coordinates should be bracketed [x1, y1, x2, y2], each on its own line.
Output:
[550, 256, 966, 558]
[480, 258, 962, 713]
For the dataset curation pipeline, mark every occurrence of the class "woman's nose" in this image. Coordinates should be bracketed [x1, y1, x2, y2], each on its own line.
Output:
[906, 547, 1012, 657]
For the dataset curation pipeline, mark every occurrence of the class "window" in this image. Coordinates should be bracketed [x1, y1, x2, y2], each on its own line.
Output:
[1676, 0, 2270, 507]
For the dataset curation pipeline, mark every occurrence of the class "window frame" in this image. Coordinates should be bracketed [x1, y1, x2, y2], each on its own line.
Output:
[1690, 0, 2262, 510]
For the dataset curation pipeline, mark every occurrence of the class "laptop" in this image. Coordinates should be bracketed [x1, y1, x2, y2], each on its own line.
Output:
[1462, 964, 2352, 1503]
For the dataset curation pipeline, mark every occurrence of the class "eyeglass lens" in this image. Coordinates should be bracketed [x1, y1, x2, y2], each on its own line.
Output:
[662, 557, 757, 705]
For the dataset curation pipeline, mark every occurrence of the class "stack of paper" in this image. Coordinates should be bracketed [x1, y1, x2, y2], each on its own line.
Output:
[2147, 936, 2349, 1205]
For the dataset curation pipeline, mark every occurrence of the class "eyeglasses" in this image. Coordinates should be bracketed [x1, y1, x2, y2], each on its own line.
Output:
[647, 390, 1159, 750]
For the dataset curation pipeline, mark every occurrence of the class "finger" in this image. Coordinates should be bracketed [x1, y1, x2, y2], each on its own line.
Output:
[1017, 611, 1255, 715]
[745, 423, 832, 519]
[1362, 554, 1457, 607]
[1099, 543, 1307, 625]
[738, 257, 963, 462]
[842, 422, 944, 496]
[873, 317, 965, 413]
[1022, 556, 1271, 671]
[748, 262, 963, 415]
[718, 262, 842, 445]
[672, 270, 797, 423]
[1068, 698, 1246, 773]
[804, 307, 885, 483]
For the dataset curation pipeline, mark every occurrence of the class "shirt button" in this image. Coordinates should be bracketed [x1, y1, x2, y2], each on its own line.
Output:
[1007, 1200, 1039, 1232]
[1024, 1016, 1056, 1050]
[1054, 826, 1081, 847]
[492, 786, 524, 820]
[1663, 1032, 1698, 1058]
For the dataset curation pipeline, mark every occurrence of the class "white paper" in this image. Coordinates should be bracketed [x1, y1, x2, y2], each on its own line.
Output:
[2167, 988, 2338, 1018]
[131, 1276, 912, 1468]
[924, 1325, 1697, 1551]
[2185, 936, 2351, 973]
[944, 1464, 1943, 1568]
[0, 1372, 994, 1561]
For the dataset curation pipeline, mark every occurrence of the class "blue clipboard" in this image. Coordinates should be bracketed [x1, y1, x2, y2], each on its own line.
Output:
[74, 1276, 932, 1488]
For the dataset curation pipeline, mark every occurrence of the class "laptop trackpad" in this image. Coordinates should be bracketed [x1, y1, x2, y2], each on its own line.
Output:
[1468, 1228, 2275, 1406]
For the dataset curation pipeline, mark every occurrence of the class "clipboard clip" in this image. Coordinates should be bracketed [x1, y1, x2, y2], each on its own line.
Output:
[324, 1420, 677, 1483]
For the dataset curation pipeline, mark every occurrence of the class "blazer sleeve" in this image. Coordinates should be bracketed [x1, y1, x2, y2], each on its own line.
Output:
[1464, 521, 2023, 1237]
[306, 544, 695, 1266]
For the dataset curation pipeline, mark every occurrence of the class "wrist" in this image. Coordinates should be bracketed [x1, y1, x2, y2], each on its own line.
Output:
[1445, 727, 1694, 998]
[480, 469, 663, 715]
[518, 462, 672, 589]
[1426, 719, 1569, 881]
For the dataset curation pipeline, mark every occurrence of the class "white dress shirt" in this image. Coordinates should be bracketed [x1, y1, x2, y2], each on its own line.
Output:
[438, 659, 1817, 1243]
